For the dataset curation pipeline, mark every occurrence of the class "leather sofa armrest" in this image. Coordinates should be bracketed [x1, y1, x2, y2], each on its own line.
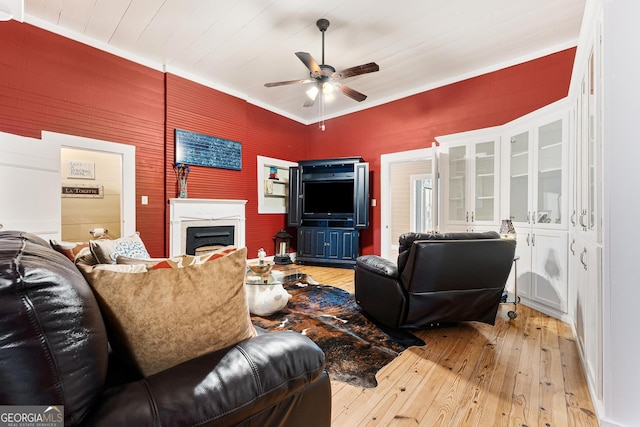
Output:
[355, 255, 398, 279]
[84, 331, 330, 427]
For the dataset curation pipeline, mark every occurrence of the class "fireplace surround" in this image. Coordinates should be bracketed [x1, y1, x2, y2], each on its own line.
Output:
[169, 199, 247, 257]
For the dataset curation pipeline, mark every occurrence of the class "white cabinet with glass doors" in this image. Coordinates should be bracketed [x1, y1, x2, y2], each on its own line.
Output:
[501, 105, 570, 318]
[506, 113, 568, 230]
[437, 128, 501, 232]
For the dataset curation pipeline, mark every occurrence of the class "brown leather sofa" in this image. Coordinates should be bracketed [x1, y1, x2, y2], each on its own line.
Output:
[0, 231, 331, 426]
[354, 231, 516, 329]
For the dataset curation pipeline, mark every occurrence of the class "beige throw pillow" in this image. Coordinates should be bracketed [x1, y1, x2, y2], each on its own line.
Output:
[79, 247, 255, 376]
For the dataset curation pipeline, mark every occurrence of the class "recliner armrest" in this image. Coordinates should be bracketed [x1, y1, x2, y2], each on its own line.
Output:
[355, 255, 398, 279]
[355, 256, 406, 329]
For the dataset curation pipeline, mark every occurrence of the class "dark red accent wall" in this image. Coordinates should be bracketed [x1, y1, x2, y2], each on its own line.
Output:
[0, 21, 309, 257]
[164, 74, 308, 257]
[0, 20, 575, 258]
[0, 21, 167, 255]
[306, 48, 576, 255]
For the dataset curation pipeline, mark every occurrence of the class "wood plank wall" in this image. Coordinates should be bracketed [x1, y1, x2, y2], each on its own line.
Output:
[0, 20, 575, 258]
[164, 74, 308, 257]
[306, 48, 577, 255]
[0, 21, 166, 254]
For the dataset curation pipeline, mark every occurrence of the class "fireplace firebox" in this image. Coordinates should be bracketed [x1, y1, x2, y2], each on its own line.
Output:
[186, 226, 235, 255]
[169, 198, 246, 257]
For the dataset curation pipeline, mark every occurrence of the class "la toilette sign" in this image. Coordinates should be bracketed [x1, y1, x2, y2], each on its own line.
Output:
[62, 160, 103, 198]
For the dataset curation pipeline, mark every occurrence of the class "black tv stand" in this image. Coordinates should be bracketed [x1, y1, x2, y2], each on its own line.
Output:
[288, 157, 369, 268]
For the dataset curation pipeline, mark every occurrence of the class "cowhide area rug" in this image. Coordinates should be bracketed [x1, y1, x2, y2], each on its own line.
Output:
[250, 274, 426, 388]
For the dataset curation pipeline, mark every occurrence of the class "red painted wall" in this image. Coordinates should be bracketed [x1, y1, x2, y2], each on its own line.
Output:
[164, 74, 308, 257]
[0, 21, 575, 258]
[0, 21, 167, 254]
[0, 22, 309, 257]
[306, 48, 576, 255]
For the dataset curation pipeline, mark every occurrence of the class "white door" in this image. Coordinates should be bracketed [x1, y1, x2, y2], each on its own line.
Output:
[0, 132, 61, 240]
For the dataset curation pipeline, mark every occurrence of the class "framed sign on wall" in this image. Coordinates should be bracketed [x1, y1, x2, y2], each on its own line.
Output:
[175, 129, 242, 171]
[66, 160, 95, 179]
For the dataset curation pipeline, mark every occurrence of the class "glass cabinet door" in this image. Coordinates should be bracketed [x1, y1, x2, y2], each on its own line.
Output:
[509, 131, 530, 224]
[447, 145, 466, 222]
[536, 119, 563, 225]
[474, 140, 496, 222]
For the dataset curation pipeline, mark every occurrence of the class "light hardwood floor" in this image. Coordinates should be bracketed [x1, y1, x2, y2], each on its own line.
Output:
[294, 264, 598, 427]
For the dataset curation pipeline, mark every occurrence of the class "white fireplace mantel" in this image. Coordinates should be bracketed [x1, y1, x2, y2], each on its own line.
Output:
[169, 198, 247, 257]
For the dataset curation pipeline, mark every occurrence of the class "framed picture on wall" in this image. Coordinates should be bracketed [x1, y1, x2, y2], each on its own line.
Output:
[175, 129, 242, 171]
[66, 161, 95, 179]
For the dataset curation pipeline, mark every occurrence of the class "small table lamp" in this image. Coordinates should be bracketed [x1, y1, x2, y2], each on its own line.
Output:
[500, 219, 517, 239]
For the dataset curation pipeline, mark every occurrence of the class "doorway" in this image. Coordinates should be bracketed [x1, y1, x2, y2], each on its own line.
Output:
[43, 131, 136, 240]
[380, 146, 437, 261]
[60, 147, 122, 240]
[411, 175, 433, 233]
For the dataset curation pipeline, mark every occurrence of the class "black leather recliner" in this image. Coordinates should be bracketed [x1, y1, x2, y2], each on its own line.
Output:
[0, 231, 331, 426]
[354, 231, 516, 329]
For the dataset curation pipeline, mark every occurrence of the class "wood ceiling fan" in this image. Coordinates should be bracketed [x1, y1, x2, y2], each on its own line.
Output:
[264, 18, 379, 107]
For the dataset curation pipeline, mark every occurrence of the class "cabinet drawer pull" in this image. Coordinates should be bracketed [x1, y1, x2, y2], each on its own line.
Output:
[570, 239, 576, 255]
[570, 210, 576, 226]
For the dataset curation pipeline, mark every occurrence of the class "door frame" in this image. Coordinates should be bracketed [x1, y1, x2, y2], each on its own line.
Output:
[43, 131, 136, 237]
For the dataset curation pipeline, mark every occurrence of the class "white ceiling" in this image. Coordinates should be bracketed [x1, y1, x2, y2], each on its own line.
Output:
[21, 0, 586, 125]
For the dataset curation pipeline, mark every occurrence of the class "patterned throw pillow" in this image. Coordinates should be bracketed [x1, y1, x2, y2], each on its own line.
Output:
[150, 246, 237, 269]
[50, 235, 112, 263]
[50, 240, 90, 262]
[89, 232, 151, 264]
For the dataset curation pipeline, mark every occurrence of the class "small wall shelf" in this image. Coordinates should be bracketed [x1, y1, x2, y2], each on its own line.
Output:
[257, 156, 297, 214]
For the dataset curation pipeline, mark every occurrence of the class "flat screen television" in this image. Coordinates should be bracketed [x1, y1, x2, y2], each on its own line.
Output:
[303, 180, 354, 218]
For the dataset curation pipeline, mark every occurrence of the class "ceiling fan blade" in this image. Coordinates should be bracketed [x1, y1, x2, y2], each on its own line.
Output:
[264, 78, 315, 87]
[334, 82, 367, 102]
[332, 62, 379, 80]
[295, 52, 322, 78]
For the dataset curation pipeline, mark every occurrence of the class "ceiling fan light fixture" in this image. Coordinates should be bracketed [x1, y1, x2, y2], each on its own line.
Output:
[264, 18, 379, 109]
[306, 85, 319, 100]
